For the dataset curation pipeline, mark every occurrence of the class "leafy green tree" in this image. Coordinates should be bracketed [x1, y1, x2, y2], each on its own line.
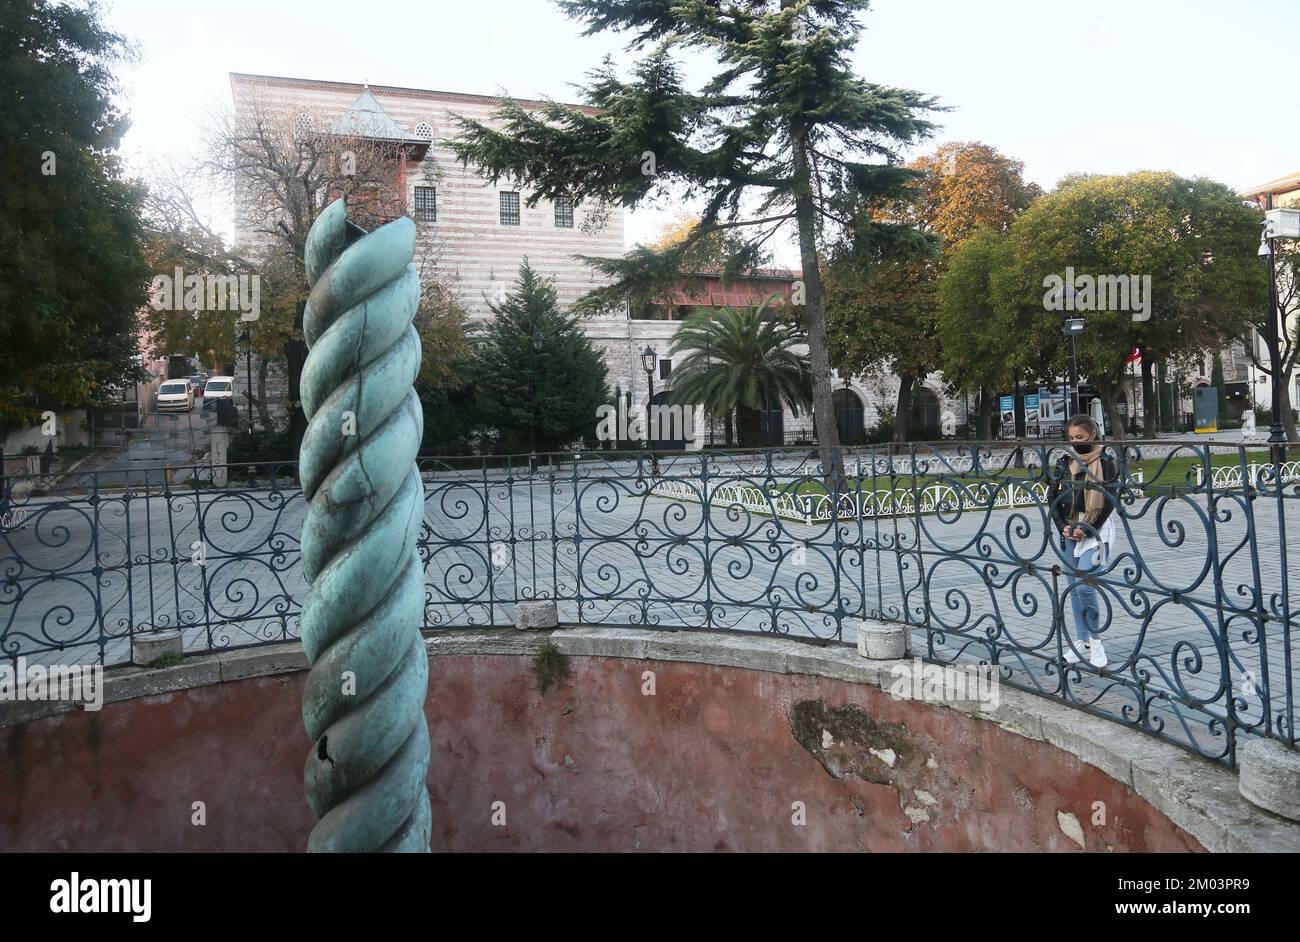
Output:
[826, 255, 939, 442]
[828, 141, 1039, 441]
[471, 259, 609, 453]
[882, 142, 1042, 246]
[994, 172, 1266, 438]
[0, 0, 150, 432]
[647, 211, 767, 272]
[666, 299, 812, 447]
[448, 0, 939, 477]
[1250, 241, 1300, 442]
[936, 229, 1019, 438]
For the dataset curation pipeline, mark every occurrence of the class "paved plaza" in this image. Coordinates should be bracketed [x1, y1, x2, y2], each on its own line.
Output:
[3, 452, 1297, 761]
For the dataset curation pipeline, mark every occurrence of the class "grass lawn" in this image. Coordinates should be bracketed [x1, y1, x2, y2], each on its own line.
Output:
[734, 447, 1286, 500]
[53, 444, 98, 467]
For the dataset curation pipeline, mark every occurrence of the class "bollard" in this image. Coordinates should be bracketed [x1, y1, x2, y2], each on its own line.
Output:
[856, 619, 909, 660]
[297, 198, 431, 852]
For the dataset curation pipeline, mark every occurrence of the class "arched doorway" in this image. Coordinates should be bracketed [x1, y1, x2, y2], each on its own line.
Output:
[648, 391, 688, 450]
[911, 387, 941, 439]
[833, 388, 865, 444]
[758, 402, 784, 446]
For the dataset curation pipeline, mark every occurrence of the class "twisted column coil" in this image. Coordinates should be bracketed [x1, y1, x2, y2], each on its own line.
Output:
[297, 198, 430, 852]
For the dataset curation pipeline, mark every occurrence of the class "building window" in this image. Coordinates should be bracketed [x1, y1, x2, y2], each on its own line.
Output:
[500, 192, 520, 226]
[414, 186, 436, 222]
[1199, 360, 1207, 378]
[555, 195, 574, 228]
[659, 359, 672, 381]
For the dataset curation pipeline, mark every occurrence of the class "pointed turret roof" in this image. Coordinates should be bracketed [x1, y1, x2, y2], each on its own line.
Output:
[331, 87, 421, 142]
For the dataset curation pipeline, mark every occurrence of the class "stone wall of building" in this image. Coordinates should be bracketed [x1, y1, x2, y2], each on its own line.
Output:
[223, 74, 967, 448]
[228, 74, 626, 324]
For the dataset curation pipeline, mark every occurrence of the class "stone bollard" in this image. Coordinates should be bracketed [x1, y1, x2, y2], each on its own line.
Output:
[1238, 737, 1300, 822]
[515, 601, 559, 631]
[209, 428, 229, 487]
[856, 619, 908, 660]
[133, 629, 183, 666]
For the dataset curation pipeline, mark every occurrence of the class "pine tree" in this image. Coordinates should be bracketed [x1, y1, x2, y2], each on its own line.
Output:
[0, 0, 150, 432]
[448, 0, 939, 478]
[471, 259, 609, 453]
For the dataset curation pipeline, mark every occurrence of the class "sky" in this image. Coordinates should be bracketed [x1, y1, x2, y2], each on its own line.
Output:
[103, 0, 1295, 261]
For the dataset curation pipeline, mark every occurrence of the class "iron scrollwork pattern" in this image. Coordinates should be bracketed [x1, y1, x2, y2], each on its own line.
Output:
[2, 440, 1296, 768]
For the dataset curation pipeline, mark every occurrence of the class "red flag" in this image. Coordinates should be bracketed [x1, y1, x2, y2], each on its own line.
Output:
[1124, 348, 1142, 364]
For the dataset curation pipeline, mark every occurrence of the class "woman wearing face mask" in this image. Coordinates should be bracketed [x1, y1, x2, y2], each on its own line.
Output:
[1046, 415, 1120, 668]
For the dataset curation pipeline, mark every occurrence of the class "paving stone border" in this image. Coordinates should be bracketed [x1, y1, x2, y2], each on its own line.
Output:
[3, 627, 1296, 852]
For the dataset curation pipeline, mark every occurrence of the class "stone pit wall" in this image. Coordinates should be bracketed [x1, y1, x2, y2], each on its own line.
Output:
[3, 629, 1296, 852]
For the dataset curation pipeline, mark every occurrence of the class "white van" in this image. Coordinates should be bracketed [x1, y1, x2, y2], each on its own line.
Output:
[203, 376, 235, 403]
[156, 379, 194, 413]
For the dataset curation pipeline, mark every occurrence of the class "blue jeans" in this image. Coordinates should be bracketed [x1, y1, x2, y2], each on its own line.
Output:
[1063, 539, 1102, 643]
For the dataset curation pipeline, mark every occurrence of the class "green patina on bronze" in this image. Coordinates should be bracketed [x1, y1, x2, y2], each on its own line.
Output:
[298, 198, 431, 852]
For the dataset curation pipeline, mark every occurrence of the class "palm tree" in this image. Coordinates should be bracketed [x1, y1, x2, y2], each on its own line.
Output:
[667, 297, 813, 447]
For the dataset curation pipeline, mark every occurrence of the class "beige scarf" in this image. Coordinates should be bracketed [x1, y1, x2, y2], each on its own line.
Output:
[1069, 448, 1106, 521]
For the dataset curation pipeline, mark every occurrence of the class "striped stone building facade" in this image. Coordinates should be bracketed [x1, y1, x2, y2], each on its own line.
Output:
[226, 73, 960, 448]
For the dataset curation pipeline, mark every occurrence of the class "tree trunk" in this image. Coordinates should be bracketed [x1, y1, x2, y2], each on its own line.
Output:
[1141, 353, 1156, 438]
[1097, 375, 1125, 441]
[893, 374, 915, 445]
[735, 406, 761, 448]
[789, 124, 844, 482]
[724, 410, 733, 447]
[285, 300, 309, 456]
[977, 385, 995, 440]
[1279, 371, 1299, 443]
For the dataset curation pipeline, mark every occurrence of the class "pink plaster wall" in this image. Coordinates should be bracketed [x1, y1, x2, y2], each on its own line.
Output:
[0, 653, 1204, 852]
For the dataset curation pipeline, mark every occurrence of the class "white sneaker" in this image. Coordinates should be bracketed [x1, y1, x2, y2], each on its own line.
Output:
[1088, 639, 1108, 668]
[1063, 643, 1081, 664]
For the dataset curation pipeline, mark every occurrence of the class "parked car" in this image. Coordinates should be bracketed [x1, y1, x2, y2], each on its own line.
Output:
[187, 372, 209, 396]
[202, 376, 234, 410]
[156, 379, 194, 413]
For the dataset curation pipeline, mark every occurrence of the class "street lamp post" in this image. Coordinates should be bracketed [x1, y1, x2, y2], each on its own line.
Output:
[1260, 215, 1287, 465]
[238, 327, 253, 434]
[1154, 359, 1163, 433]
[641, 345, 658, 474]
[1128, 354, 1139, 436]
[1013, 370, 1025, 468]
[528, 324, 543, 470]
[1063, 318, 1085, 435]
[707, 336, 714, 448]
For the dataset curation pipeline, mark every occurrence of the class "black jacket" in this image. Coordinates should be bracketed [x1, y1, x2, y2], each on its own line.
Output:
[1046, 451, 1120, 538]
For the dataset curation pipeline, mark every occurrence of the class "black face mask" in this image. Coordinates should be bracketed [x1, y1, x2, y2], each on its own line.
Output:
[1074, 442, 1096, 454]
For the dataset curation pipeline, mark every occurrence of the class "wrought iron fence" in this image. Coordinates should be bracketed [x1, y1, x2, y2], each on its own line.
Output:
[1, 441, 1296, 767]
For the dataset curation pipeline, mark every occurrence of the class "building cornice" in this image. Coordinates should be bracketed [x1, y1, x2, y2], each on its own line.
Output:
[228, 72, 603, 116]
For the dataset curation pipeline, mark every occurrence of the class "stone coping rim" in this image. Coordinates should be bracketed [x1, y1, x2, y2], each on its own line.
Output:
[2, 625, 1296, 853]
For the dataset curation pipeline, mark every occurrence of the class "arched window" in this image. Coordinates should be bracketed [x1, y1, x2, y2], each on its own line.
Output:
[911, 387, 941, 439]
[294, 113, 315, 139]
[833, 388, 865, 444]
[648, 391, 688, 451]
[413, 121, 433, 141]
